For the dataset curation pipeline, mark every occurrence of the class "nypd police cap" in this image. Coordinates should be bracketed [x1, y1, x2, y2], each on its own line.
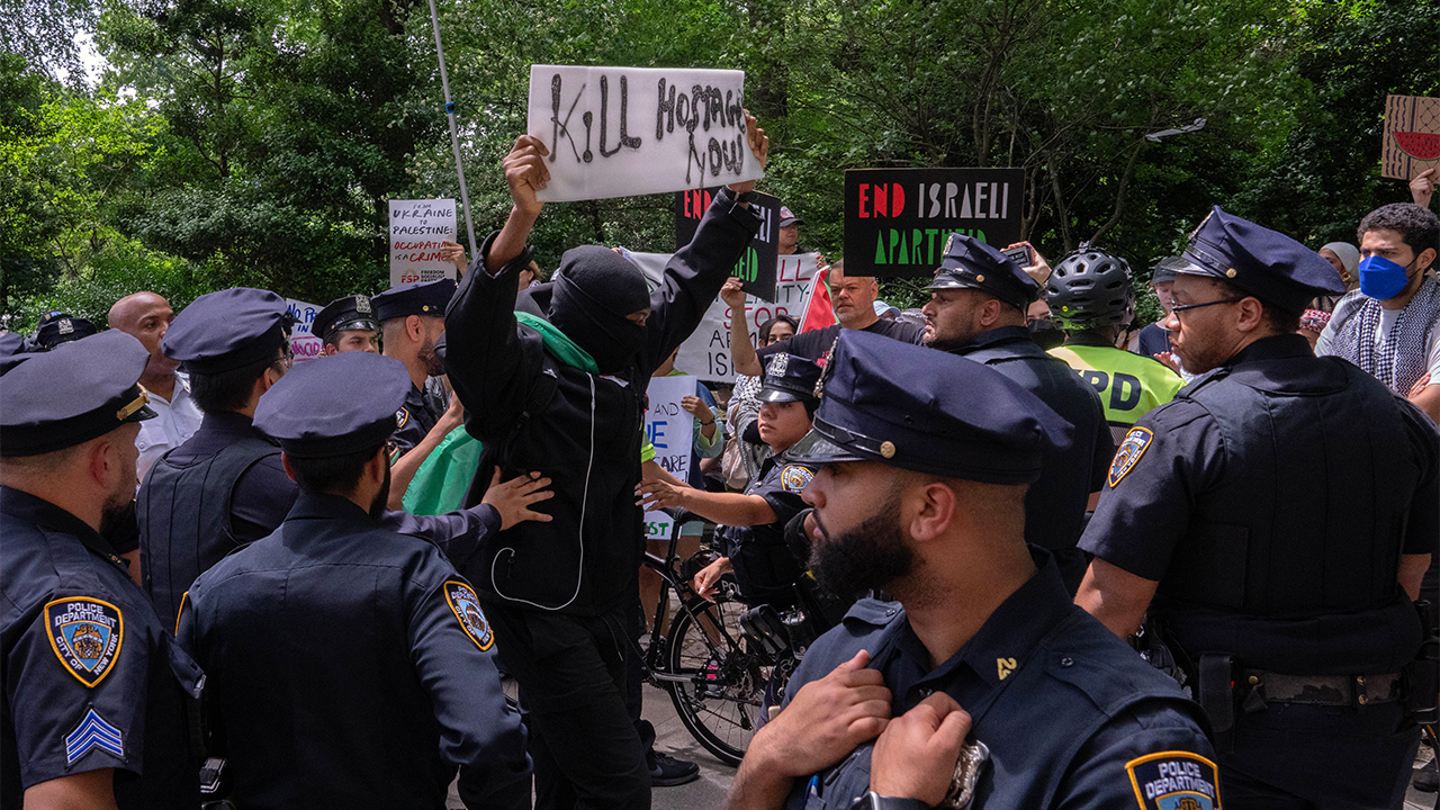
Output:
[371, 278, 457, 323]
[314, 294, 380, 344]
[1180, 206, 1346, 312]
[29, 311, 99, 351]
[759, 352, 823, 406]
[254, 351, 411, 459]
[793, 330, 1072, 484]
[924, 234, 1039, 309]
[1, 331, 157, 457]
[164, 288, 291, 374]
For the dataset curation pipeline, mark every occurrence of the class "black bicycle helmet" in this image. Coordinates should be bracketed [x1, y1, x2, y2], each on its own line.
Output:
[1045, 248, 1134, 330]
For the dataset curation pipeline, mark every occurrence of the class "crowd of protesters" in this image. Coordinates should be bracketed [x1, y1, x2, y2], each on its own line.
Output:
[2, 112, 1438, 810]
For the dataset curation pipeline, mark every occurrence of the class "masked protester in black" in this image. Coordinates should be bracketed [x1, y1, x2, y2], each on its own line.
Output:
[444, 124, 768, 810]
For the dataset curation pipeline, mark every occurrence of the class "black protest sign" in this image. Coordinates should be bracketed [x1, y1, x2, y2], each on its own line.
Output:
[675, 188, 780, 301]
[844, 168, 1024, 277]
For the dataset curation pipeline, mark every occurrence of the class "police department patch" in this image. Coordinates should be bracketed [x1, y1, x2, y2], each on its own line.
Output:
[1108, 427, 1154, 488]
[780, 465, 814, 493]
[1125, 751, 1220, 810]
[444, 580, 494, 651]
[45, 597, 123, 687]
[395, 407, 410, 429]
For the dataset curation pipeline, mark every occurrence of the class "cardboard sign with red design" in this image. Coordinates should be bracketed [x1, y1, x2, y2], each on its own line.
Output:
[1382, 95, 1440, 180]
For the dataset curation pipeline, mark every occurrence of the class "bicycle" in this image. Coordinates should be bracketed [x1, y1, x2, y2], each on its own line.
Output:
[635, 510, 769, 766]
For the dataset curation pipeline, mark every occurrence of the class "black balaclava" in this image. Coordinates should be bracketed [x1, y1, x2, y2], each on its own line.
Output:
[549, 245, 651, 373]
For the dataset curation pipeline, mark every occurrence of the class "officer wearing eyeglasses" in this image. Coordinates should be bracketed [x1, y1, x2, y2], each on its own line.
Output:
[1076, 207, 1439, 808]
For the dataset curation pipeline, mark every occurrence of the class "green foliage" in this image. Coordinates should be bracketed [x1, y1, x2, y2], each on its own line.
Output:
[2, 0, 1435, 326]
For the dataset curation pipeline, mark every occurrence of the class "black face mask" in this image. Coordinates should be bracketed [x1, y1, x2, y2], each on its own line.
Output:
[1028, 319, 1065, 350]
[549, 246, 652, 373]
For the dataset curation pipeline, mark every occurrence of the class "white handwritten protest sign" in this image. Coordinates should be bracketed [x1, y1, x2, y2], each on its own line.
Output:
[527, 65, 765, 202]
[644, 374, 697, 539]
[389, 199, 457, 287]
[285, 298, 323, 364]
[632, 253, 822, 383]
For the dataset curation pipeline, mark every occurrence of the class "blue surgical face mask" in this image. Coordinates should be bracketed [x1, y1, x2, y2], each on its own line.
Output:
[1358, 254, 1413, 300]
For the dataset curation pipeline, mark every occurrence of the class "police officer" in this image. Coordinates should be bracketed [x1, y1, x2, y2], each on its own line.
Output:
[313, 293, 381, 355]
[1046, 249, 1184, 443]
[24, 310, 99, 351]
[640, 353, 825, 609]
[372, 278, 456, 455]
[724, 330, 1217, 810]
[176, 350, 531, 809]
[1076, 207, 1438, 807]
[921, 234, 1113, 593]
[2, 331, 203, 809]
[444, 119, 767, 810]
[137, 287, 299, 622]
[139, 288, 553, 623]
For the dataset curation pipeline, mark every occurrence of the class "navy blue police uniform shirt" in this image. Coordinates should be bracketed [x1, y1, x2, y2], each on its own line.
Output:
[1080, 333, 1440, 675]
[2, 486, 203, 809]
[391, 381, 444, 456]
[176, 493, 529, 809]
[719, 449, 817, 607]
[782, 551, 1218, 810]
[943, 324, 1113, 590]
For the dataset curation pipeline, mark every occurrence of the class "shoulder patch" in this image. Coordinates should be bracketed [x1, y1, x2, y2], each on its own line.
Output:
[780, 465, 814, 493]
[45, 597, 124, 688]
[395, 407, 410, 429]
[66, 707, 124, 764]
[1125, 751, 1220, 810]
[1108, 427, 1153, 488]
[443, 580, 494, 651]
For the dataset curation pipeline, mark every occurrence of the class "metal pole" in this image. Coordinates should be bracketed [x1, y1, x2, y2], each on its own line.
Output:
[427, 0, 478, 257]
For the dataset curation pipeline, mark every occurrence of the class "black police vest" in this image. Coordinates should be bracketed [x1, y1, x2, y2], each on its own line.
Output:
[1157, 356, 1424, 674]
[138, 439, 280, 625]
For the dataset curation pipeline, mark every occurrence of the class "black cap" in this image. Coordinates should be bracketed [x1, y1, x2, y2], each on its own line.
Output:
[371, 279, 457, 323]
[923, 233, 1039, 309]
[758, 352, 822, 407]
[253, 351, 411, 458]
[1, 331, 157, 457]
[164, 288, 291, 374]
[779, 206, 803, 227]
[1150, 256, 1199, 285]
[314, 295, 380, 344]
[1180, 206, 1346, 312]
[29, 312, 99, 351]
[791, 330, 1072, 484]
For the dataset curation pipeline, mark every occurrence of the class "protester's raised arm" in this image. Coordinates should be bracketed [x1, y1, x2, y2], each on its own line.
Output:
[486, 135, 550, 274]
[641, 113, 769, 370]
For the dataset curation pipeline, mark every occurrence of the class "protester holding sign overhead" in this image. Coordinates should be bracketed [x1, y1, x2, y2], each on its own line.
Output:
[442, 111, 768, 810]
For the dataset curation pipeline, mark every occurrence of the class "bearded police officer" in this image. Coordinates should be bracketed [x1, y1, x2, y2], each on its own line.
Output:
[725, 330, 1216, 810]
[2, 331, 203, 809]
[1077, 207, 1438, 807]
[313, 293, 381, 355]
[372, 279, 456, 455]
[921, 234, 1113, 593]
[176, 351, 531, 808]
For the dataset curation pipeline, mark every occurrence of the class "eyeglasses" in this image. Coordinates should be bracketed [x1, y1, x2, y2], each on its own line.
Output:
[1170, 296, 1246, 314]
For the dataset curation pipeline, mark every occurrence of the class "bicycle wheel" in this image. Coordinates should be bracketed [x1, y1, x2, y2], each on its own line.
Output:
[665, 595, 769, 766]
